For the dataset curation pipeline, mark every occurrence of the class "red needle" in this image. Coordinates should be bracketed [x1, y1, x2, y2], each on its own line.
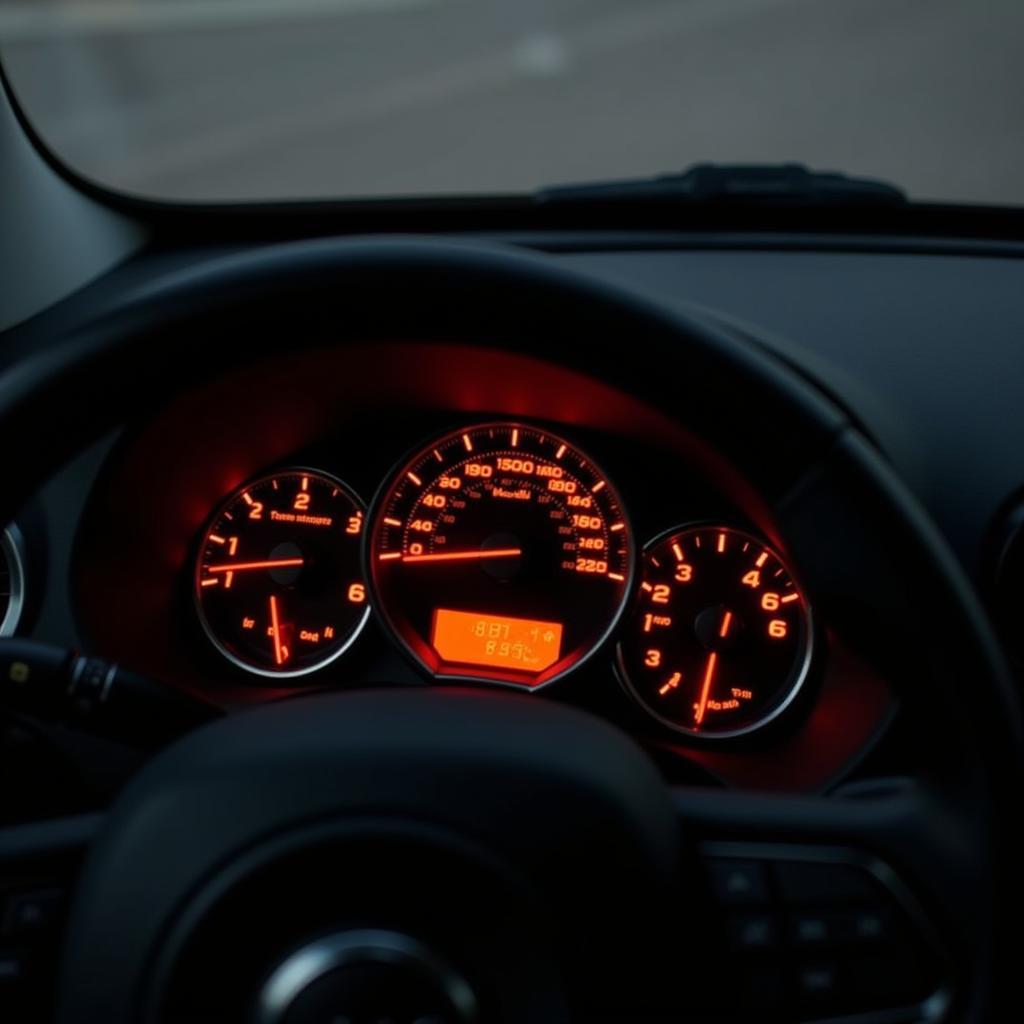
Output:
[694, 651, 718, 727]
[269, 594, 285, 666]
[208, 558, 304, 573]
[400, 548, 522, 564]
[719, 610, 733, 638]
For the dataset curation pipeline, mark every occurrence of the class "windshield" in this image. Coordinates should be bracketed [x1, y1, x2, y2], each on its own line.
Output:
[1, 0, 1021, 204]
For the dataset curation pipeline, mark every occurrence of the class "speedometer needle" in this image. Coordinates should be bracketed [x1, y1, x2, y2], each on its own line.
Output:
[208, 558, 304, 573]
[694, 651, 718, 728]
[400, 548, 523, 564]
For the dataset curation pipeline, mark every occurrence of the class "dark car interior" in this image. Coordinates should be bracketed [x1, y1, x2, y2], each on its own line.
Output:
[2, 6, 1024, 1022]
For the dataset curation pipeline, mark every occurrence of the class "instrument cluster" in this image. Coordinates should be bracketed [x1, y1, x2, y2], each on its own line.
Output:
[190, 420, 815, 742]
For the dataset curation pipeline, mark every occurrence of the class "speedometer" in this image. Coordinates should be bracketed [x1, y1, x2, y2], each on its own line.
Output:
[368, 423, 633, 688]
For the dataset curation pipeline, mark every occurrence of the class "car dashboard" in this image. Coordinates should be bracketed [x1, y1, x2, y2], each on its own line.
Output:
[1, 231, 1022, 1024]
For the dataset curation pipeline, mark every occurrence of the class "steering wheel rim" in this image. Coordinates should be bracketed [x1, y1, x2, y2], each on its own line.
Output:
[0, 238, 1018, 1022]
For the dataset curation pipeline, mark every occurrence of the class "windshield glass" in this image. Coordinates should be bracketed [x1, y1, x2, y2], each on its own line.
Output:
[1, 0, 1021, 204]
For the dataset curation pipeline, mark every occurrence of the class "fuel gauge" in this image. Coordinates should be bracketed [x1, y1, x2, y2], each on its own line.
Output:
[195, 469, 369, 679]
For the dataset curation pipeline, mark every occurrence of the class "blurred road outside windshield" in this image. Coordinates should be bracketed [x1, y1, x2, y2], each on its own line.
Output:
[1, 0, 1022, 203]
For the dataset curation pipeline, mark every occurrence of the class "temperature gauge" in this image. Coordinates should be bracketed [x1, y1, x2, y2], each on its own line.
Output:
[194, 469, 369, 678]
[617, 525, 812, 738]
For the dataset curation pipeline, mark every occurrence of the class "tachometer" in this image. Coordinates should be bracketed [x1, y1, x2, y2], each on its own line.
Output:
[617, 524, 812, 737]
[195, 469, 369, 678]
[368, 423, 633, 688]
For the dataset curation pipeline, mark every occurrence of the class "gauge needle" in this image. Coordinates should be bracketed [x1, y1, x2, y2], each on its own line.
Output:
[400, 547, 522, 564]
[208, 558, 304, 573]
[269, 594, 286, 666]
[694, 651, 718, 727]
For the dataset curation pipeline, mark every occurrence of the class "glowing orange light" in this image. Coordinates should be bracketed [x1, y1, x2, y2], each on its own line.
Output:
[755, 551, 768, 567]
[407, 472, 422, 486]
[694, 651, 718, 726]
[659, 672, 682, 696]
[781, 593, 800, 604]
[209, 534, 226, 545]
[207, 558, 304, 573]
[608, 572, 625, 582]
[402, 547, 522, 564]
[462, 433, 473, 452]
[555, 444, 567, 459]
[432, 608, 562, 674]
[511, 428, 519, 447]
[672, 542, 684, 561]
[719, 610, 733, 638]
[269, 595, 285, 665]
[717, 533, 727, 553]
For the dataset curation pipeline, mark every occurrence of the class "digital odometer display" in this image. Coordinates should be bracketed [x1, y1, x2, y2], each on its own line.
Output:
[369, 423, 633, 688]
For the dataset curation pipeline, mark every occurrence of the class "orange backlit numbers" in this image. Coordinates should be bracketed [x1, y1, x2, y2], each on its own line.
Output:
[548, 479, 577, 494]
[409, 542, 424, 555]
[465, 463, 493, 478]
[346, 514, 362, 535]
[347, 583, 366, 604]
[228, 536, 239, 556]
[566, 494, 592, 508]
[572, 514, 602, 530]
[761, 592, 780, 611]
[439, 476, 461, 490]
[293, 492, 311, 512]
[575, 557, 608, 574]
[742, 570, 761, 588]
[410, 519, 434, 533]
[768, 619, 788, 639]
[674, 564, 693, 583]
[642, 614, 673, 632]
[248, 502, 263, 521]
[644, 649, 662, 667]
[422, 494, 446, 508]
[495, 458, 534, 474]
[578, 537, 605, 550]
[651, 584, 671, 604]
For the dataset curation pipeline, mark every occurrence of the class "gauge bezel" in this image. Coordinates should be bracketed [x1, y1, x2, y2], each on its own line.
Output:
[365, 420, 636, 692]
[0, 523, 27, 638]
[615, 521, 815, 740]
[193, 466, 371, 680]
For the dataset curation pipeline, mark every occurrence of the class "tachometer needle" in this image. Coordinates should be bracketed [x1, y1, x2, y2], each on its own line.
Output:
[719, 610, 733, 638]
[400, 548, 522, 564]
[269, 594, 286, 666]
[694, 651, 718, 727]
[208, 558, 304, 573]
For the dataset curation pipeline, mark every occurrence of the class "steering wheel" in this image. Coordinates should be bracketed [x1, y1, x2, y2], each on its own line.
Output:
[1, 240, 1019, 1023]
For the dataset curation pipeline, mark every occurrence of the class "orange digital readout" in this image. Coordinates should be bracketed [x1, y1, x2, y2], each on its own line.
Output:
[431, 608, 563, 675]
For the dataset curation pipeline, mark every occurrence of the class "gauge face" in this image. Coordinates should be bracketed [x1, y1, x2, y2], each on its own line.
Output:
[618, 525, 812, 737]
[195, 469, 369, 678]
[0, 525, 26, 637]
[369, 423, 633, 688]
